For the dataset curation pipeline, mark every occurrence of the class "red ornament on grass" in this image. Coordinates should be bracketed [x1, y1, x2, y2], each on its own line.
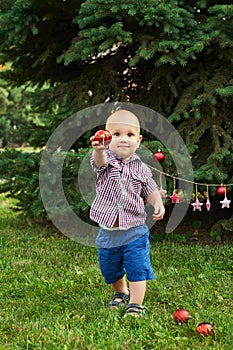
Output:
[93, 130, 112, 146]
[196, 323, 214, 336]
[174, 309, 191, 323]
[153, 150, 165, 163]
[216, 186, 227, 196]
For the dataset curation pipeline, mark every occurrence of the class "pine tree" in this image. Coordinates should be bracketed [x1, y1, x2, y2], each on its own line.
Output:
[0, 76, 42, 146]
[0, 0, 232, 231]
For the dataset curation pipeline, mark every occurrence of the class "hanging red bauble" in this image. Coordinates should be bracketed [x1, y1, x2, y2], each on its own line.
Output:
[216, 186, 227, 196]
[153, 150, 165, 163]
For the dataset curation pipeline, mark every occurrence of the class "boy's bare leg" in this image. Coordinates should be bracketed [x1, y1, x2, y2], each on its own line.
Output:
[111, 278, 146, 306]
[112, 276, 129, 300]
[129, 280, 146, 305]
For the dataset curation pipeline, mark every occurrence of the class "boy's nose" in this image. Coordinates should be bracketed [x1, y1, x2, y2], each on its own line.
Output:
[119, 137, 128, 143]
[119, 134, 128, 141]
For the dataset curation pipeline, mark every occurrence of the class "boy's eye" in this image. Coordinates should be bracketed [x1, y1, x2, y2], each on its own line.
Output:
[113, 132, 134, 137]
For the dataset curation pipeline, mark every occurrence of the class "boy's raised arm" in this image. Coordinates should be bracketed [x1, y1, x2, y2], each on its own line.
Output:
[90, 136, 108, 168]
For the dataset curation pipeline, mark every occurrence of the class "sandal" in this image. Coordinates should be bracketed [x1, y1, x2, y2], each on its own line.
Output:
[109, 292, 130, 308]
[125, 303, 146, 317]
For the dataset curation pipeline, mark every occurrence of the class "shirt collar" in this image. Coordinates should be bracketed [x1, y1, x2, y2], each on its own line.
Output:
[106, 149, 140, 166]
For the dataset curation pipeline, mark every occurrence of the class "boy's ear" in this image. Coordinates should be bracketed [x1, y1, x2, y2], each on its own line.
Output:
[136, 135, 142, 149]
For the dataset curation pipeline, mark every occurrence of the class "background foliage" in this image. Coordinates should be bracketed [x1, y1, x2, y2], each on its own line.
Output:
[0, 0, 232, 233]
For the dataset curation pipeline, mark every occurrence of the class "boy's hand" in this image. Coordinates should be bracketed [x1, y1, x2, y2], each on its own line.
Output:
[147, 189, 165, 221]
[90, 130, 112, 152]
[90, 135, 108, 168]
[152, 205, 165, 221]
[90, 136, 108, 152]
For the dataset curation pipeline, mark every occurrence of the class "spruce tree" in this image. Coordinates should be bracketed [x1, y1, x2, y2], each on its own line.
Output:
[0, 0, 232, 230]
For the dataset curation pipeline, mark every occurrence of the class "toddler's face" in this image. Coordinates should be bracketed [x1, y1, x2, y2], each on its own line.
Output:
[106, 111, 142, 161]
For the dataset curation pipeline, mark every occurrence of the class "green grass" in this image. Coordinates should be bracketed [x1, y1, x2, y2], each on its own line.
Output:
[0, 147, 41, 153]
[0, 194, 232, 349]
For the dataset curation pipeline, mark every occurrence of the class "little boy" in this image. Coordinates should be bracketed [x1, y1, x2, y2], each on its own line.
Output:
[90, 109, 165, 316]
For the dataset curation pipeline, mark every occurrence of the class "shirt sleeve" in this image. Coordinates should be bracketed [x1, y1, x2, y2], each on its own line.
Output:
[140, 163, 158, 198]
[90, 152, 108, 174]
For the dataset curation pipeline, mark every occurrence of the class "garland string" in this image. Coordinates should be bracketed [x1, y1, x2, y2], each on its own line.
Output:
[148, 165, 233, 187]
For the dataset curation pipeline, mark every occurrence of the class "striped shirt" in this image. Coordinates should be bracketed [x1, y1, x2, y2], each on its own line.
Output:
[90, 150, 157, 230]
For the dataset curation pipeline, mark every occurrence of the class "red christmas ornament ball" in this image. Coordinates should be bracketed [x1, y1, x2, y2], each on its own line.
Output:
[93, 130, 112, 146]
[216, 186, 227, 196]
[153, 150, 165, 163]
[173, 309, 191, 323]
[196, 323, 214, 336]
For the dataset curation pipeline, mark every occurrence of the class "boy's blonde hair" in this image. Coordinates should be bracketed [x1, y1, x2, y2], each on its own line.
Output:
[106, 109, 141, 134]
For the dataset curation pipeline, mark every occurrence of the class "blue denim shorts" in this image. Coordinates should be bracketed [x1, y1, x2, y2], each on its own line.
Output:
[98, 231, 155, 284]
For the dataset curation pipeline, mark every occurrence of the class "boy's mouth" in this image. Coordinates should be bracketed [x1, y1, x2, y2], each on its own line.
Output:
[118, 144, 129, 147]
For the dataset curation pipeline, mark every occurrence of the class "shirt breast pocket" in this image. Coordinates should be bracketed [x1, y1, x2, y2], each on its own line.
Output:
[96, 167, 120, 191]
[108, 167, 120, 181]
[131, 172, 147, 195]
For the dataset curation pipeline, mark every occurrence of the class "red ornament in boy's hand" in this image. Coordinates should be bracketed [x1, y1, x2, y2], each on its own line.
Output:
[93, 130, 112, 146]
